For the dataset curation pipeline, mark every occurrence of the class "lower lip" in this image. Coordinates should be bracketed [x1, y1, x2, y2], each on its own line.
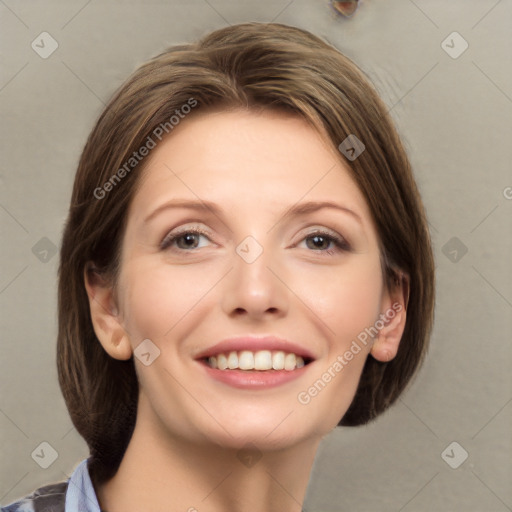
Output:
[197, 361, 311, 389]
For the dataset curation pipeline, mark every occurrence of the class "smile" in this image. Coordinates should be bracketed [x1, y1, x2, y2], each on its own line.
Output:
[194, 335, 316, 389]
[205, 350, 311, 371]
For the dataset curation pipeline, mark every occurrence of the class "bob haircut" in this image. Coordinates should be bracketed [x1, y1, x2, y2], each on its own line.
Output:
[57, 22, 435, 486]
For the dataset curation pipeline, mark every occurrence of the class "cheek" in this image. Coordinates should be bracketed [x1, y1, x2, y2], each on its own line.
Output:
[293, 254, 384, 345]
[291, 256, 383, 429]
[119, 258, 217, 342]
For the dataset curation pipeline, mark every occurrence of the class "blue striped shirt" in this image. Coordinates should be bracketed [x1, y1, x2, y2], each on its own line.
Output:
[1, 458, 103, 512]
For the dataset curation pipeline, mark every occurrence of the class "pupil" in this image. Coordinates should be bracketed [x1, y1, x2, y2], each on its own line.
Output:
[181, 234, 197, 248]
[310, 235, 327, 249]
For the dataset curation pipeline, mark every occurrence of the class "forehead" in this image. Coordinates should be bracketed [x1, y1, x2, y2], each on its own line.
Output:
[130, 109, 371, 221]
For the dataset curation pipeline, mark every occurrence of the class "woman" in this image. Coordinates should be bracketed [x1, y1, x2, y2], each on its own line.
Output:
[2, 21, 434, 512]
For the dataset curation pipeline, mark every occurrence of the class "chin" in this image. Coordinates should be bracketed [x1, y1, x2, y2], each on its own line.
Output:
[203, 411, 322, 451]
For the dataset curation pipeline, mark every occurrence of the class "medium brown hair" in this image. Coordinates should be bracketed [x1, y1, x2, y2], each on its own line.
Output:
[57, 22, 435, 485]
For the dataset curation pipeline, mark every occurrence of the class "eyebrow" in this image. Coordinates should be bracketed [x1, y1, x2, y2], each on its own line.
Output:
[144, 198, 363, 225]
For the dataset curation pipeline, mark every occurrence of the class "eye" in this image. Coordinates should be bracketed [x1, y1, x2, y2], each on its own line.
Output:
[160, 227, 212, 251]
[299, 229, 350, 255]
[160, 226, 350, 255]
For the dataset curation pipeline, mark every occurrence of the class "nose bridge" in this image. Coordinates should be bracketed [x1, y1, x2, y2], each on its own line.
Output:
[221, 234, 288, 318]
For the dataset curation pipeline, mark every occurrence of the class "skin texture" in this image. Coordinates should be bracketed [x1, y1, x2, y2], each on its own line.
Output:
[85, 109, 407, 512]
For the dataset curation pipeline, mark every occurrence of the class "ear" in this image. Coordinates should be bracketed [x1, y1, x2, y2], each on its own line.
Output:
[370, 272, 409, 363]
[83, 263, 132, 360]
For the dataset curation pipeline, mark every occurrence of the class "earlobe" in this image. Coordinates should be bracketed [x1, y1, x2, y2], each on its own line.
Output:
[370, 272, 409, 363]
[83, 264, 132, 361]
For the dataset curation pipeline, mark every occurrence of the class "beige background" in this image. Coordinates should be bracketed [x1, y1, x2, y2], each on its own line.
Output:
[1, 0, 511, 510]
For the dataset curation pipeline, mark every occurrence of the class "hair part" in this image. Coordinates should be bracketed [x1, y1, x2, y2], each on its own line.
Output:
[57, 21, 435, 486]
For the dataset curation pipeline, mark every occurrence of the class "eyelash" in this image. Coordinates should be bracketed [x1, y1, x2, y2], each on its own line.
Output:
[160, 227, 351, 256]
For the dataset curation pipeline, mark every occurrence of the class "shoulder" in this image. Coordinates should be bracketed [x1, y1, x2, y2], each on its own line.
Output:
[1, 481, 68, 512]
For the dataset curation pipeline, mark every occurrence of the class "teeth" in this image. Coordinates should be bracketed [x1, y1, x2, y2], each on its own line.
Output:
[272, 351, 285, 370]
[217, 353, 228, 370]
[284, 353, 296, 371]
[227, 351, 238, 369]
[239, 351, 254, 370]
[205, 350, 309, 371]
[254, 350, 272, 370]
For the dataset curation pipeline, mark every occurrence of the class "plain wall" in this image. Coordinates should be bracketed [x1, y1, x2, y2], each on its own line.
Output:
[1, 1, 511, 510]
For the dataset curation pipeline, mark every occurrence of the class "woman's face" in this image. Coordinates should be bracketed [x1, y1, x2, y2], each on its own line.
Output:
[113, 109, 395, 450]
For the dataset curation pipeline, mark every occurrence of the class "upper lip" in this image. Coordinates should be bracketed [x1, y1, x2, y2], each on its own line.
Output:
[194, 335, 316, 361]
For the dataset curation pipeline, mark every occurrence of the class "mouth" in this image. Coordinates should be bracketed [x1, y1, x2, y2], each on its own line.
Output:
[201, 350, 314, 371]
[193, 336, 316, 389]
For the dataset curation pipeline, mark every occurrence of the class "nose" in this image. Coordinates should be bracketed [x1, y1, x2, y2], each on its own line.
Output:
[220, 240, 289, 321]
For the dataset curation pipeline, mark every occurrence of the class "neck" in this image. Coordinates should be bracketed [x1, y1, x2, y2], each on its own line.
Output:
[95, 399, 321, 512]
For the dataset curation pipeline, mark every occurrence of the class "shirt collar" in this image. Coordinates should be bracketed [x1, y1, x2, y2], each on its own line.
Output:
[65, 458, 102, 512]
